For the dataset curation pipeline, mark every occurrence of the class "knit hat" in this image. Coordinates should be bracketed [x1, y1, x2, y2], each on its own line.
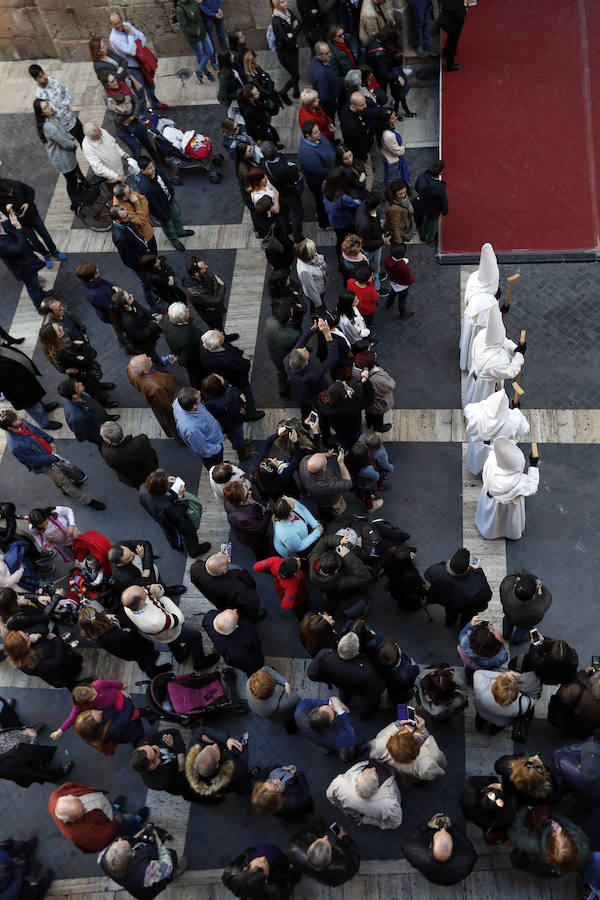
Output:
[449, 548, 470, 574]
[580, 738, 600, 781]
[278, 557, 299, 579]
[354, 349, 376, 370]
[337, 632, 360, 660]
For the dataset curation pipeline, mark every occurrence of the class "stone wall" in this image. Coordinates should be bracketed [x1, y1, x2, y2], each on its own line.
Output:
[0, 0, 416, 61]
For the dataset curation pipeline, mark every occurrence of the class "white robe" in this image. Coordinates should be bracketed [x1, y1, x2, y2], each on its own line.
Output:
[459, 291, 498, 371]
[475, 457, 539, 540]
[464, 407, 530, 475]
[463, 335, 524, 407]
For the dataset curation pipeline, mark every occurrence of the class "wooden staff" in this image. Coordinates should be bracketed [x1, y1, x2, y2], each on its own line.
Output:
[531, 442, 538, 459]
[512, 381, 524, 406]
[502, 273, 521, 322]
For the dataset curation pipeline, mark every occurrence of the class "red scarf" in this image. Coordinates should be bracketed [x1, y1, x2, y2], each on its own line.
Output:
[334, 39, 355, 66]
[104, 79, 132, 98]
[19, 425, 52, 455]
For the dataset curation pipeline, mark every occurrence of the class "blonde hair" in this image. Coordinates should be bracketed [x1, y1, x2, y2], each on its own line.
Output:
[72, 685, 96, 705]
[74, 710, 103, 750]
[300, 88, 318, 107]
[251, 781, 285, 814]
[243, 50, 258, 76]
[491, 672, 519, 706]
[508, 756, 552, 799]
[386, 730, 420, 764]
[341, 233, 363, 256]
[546, 827, 580, 874]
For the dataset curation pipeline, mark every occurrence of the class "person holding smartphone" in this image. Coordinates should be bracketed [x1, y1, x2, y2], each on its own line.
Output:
[403, 812, 477, 886]
[499, 568, 552, 645]
[368, 712, 447, 785]
[287, 819, 360, 886]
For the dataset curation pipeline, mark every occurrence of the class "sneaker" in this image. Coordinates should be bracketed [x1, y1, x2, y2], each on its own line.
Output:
[61, 760, 74, 775]
[196, 651, 220, 669]
[113, 794, 127, 812]
[44, 255, 53, 269]
[194, 72, 204, 84]
[167, 585, 187, 597]
[52, 250, 68, 261]
[204, 70, 215, 83]
[243, 410, 265, 421]
[157, 102, 169, 109]
[399, 311, 415, 320]
[404, 111, 418, 118]
[416, 45, 427, 57]
[88, 499, 106, 510]
[212, 61, 220, 72]
[380, 423, 392, 432]
[191, 542, 211, 558]
[44, 421, 62, 430]
[224, 332, 240, 342]
[135, 806, 150, 824]
[179, 229, 194, 237]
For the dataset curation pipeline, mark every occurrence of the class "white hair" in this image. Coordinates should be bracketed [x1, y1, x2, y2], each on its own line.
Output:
[168, 302, 188, 324]
[201, 330, 224, 351]
[128, 354, 147, 376]
[355, 767, 379, 799]
[337, 632, 360, 660]
[83, 122, 100, 136]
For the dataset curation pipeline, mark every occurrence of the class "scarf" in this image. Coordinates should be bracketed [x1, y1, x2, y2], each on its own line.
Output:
[273, 8, 292, 24]
[398, 196, 414, 215]
[334, 39, 355, 65]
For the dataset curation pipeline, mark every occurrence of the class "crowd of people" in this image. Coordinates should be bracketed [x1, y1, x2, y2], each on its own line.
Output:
[0, 1, 597, 899]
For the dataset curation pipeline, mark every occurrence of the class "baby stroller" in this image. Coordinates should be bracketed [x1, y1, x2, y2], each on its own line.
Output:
[141, 668, 246, 725]
[53, 531, 115, 625]
[139, 113, 224, 183]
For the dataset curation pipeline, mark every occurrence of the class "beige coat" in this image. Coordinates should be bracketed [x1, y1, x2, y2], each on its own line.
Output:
[384, 198, 413, 244]
[359, 0, 395, 47]
[326, 760, 403, 829]
[369, 724, 447, 785]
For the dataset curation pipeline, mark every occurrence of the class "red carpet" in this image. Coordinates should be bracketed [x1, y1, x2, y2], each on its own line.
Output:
[440, 0, 600, 259]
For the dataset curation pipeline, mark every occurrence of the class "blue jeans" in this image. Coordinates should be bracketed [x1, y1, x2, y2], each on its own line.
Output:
[502, 616, 529, 645]
[24, 272, 45, 312]
[25, 402, 50, 427]
[117, 122, 156, 159]
[226, 423, 245, 449]
[169, 625, 209, 669]
[383, 157, 401, 188]
[24, 213, 57, 256]
[203, 15, 226, 51]
[409, 0, 433, 49]
[116, 812, 144, 836]
[188, 34, 215, 75]
[129, 68, 161, 110]
[364, 246, 383, 292]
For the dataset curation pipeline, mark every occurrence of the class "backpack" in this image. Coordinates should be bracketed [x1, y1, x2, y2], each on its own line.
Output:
[266, 24, 277, 51]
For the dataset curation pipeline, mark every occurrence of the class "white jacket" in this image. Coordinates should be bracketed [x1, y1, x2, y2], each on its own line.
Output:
[123, 587, 183, 643]
[326, 760, 403, 829]
[82, 129, 126, 181]
[369, 724, 447, 785]
[473, 669, 539, 727]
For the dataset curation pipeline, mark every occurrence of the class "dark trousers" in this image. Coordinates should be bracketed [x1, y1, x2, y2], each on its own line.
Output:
[275, 363, 289, 395]
[168, 624, 207, 668]
[442, 16, 464, 68]
[69, 118, 85, 146]
[365, 411, 384, 430]
[63, 165, 87, 207]
[339, 689, 381, 719]
[277, 49, 300, 96]
[23, 272, 46, 312]
[117, 122, 157, 159]
[280, 193, 305, 243]
[201, 446, 224, 471]
[24, 213, 58, 256]
[307, 182, 329, 228]
[387, 287, 410, 315]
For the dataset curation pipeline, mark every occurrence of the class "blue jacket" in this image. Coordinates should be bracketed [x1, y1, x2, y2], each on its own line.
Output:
[377, 651, 420, 702]
[552, 744, 600, 809]
[309, 57, 340, 118]
[415, 170, 448, 216]
[203, 383, 245, 433]
[6, 419, 56, 473]
[137, 165, 174, 223]
[295, 698, 356, 750]
[111, 221, 148, 271]
[323, 191, 361, 229]
[199, 0, 222, 19]
[273, 499, 321, 558]
[297, 136, 336, 187]
[284, 326, 338, 407]
[0, 222, 44, 281]
[458, 621, 508, 670]
[62, 396, 105, 445]
[82, 276, 113, 323]
[172, 397, 223, 458]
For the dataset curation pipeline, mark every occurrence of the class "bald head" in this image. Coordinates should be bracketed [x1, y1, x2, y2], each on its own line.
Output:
[356, 766, 379, 799]
[213, 609, 238, 635]
[122, 585, 145, 610]
[194, 743, 219, 777]
[432, 828, 453, 862]
[54, 796, 85, 822]
[205, 552, 228, 576]
[349, 91, 366, 111]
[307, 453, 327, 474]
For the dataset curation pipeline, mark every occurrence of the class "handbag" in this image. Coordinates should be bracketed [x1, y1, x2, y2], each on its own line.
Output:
[511, 694, 535, 744]
[260, 226, 283, 253]
[403, 219, 417, 243]
[53, 455, 86, 485]
[182, 491, 203, 529]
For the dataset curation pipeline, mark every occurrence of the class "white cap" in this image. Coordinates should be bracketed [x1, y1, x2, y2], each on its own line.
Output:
[484, 303, 506, 347]
[477, 243, 499, 294]
[492, 436, 525, 473]
[479, 389, 509, 439]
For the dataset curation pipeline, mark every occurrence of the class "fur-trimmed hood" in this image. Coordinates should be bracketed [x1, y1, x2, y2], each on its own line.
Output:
[185, 744, 235, 796]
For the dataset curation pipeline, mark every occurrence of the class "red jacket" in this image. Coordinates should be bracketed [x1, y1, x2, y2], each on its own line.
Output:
[299, 104, 335, 141]
[347, 278, 379, 317]
[48, 782, 120, 853]
[253, 556, 308, 610]
[385, 255, 415, 287]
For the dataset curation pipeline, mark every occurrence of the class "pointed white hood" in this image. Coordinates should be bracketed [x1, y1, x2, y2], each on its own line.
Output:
[464, 243, 499, 300]
[484, 304, 505, 348]
[479, 389, 510, 440]
[492, 436, 525, 474]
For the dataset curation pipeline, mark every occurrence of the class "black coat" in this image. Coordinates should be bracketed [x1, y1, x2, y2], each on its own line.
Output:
[424, 562, 492, 616]
[202, 609, 264, 675]
[288, 820, 360, 887]
[139, 486, 196, 550]
[316, 379, 374, 443]
[519, 639, 578, 685]
[251, 765, 314, 820]
[494, 754, 561, 807]
[0, 741, 57, 788]
[0, 180, 38, 227]
[101, 434, 158, 488]
[403, 824, 477, 886]
[111, 539, 158, 590]
[185, 724, 249, 797]
[307, 647, 386, 697]
[95, 614, 157, 673]
[0, 222, 44, 281]
[137, 165, 175, 224]
[114, 304, 159, 356]
[265, 157, 302, 200]
[339, 104, 373, 161]
[100, 836, 175, 900]
[189, 562, 260, 616]
[238, 98, 274, 143]
[223, 845, 295, 900]
[182, 270, 226, 328]
[414, 170, 448, 216]
[548, 672, 600, 738]
[198, 342, 251, 389]
[135, 728, 191, 796]
[460, 775, 517, 834]
[21, 634, 82, 690]
[141, 258, 185, 307]
[0, 346, 46, 409]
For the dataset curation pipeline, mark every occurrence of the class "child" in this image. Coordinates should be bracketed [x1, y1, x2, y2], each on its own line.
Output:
[347, 263, 379, 332]
[221, 117, 263, 163]
[253, 555, 307, 620]
[384, 243, 415, 319]
[344, 441, 384, 512]
[366, 431, 394, 475]
[80, 553, 104, 590]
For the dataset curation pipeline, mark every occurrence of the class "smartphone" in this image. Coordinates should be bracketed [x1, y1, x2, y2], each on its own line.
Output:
[530, 628, 542, 646]
[406, 705, 416, 722]
[329, 822, 341, 836]
[469, 554, 479, 567]
[170, 476, 185, 495]
[592, 655, 600, 669]
[307, 411, 318, 427]
[397, 704, 408, 721]
[220, 542, 232, 557]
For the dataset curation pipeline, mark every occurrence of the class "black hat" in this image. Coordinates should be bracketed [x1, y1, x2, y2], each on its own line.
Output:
[515, 574, 537, 600]
[278, 557, 299, 579]
[449, 548, 469, 574]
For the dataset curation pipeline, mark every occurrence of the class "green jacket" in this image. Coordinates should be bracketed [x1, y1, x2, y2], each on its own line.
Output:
[176, 0, 207, 41]
[160, 317, 204, 369]
[508, 807, 590, 877]
[218, 68, 239, 106]
[264, 317, 301, 368]
[328, 41, 354, 84]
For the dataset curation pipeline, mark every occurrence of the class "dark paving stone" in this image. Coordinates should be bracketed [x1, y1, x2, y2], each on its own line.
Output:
[506, 443, 600, 663]
[497, 262, 600, 408]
